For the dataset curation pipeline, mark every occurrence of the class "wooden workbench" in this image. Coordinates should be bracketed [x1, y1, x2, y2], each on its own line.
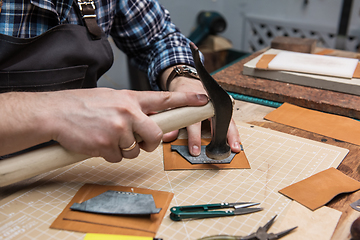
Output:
[0, 98, 356, 239]
[214, 48, 360, 120]
[214, 49, 360, 238]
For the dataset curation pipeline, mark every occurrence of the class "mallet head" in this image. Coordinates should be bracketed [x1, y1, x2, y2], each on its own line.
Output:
[190, 42, 233, 160]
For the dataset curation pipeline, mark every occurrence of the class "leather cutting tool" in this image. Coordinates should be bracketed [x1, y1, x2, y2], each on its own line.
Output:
[197, 215, 297, 240]
[169, 202, 263, 221]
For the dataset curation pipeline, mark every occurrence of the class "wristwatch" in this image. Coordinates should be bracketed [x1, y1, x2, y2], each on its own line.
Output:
[166, 65, 200, 90]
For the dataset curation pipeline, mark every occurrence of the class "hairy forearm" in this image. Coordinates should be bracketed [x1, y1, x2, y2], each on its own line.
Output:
[0, 92, 53, 156]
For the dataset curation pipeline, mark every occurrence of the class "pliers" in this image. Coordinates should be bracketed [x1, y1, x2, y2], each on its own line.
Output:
[170, 202, 263, 221]
[197, 215, 297, 240]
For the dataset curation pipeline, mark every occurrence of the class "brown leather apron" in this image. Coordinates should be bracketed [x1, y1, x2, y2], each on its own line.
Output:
[0, 1, 114, 93]
[0, 1, 114, 158]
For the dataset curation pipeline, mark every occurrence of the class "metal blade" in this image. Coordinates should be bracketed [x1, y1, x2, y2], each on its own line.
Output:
[234, 207, 263, 215]
[232, 202, 260, 209]
[272, 226, 298, 239]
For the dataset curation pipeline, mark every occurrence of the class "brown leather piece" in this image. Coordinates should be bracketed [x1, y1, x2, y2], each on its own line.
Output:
[279, 167, 360, 210]
[354, 62, 360, 78]
[314, 48, 335, 55]
[264, 102, 360, 146]
[255, 54, 276, 69]
[50, 184, 173, 237]
[163, 138, 250, 170]
[81, 4, 102, 39]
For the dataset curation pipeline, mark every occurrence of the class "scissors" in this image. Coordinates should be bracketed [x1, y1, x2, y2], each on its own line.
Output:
[197, 215, 297, 240]
[170, 202, 263, 221]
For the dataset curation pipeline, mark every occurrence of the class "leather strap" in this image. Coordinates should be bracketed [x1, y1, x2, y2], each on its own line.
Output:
[77, 0, 102, 39]
[166, 65, 200, 90]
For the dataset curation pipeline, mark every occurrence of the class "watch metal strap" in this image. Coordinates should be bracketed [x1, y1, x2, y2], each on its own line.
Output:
[166, 65, 200, 90]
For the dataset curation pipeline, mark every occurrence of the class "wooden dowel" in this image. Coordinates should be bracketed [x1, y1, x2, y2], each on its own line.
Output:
[0, 102, 214, 187]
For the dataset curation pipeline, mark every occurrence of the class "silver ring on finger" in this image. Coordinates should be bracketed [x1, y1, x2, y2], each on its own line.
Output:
[121, 140, 137, 152]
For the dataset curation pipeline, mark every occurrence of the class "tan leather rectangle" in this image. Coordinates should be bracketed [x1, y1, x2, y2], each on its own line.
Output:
[50, 184, 173, 237]
[264, 102, 360, 146]
[163, 138, 250, 170]
[279, 167, 360, 210]
[314, 48, 335, 55]
[255, 54, 277, 69]
[353, 62, 360, 78]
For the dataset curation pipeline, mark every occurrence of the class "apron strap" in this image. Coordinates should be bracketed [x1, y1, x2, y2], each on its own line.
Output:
[75, 0, 102, 39]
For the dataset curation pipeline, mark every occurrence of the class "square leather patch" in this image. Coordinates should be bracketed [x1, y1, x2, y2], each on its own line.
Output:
[50, 184, 173, 237]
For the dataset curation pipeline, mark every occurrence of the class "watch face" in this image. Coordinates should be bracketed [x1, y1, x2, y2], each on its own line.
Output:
[182, 65, 197, 75]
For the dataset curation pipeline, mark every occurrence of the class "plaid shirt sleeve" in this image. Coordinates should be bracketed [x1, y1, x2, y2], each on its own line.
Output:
[0, 0, 195, 90]
[110, 0, 195, 90]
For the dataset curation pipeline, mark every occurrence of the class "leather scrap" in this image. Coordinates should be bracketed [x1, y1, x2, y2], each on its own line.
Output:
[354, 62, 360, 78]
[255, 54, 277, 69]
[279, 167, 360, 210]
[50, 184, 173, 237]
[163, 138, 250, 170]
[265, 102, 360, 146]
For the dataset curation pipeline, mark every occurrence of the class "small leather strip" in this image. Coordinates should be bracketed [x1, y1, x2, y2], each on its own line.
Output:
[353, 62, 360, 78]
[78, 1, 102, 39]
[255, 54, 277, 69]
[314, 48, 335, 55]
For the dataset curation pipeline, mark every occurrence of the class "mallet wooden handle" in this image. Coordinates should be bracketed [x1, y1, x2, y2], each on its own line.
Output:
[0, 102, 214, 187]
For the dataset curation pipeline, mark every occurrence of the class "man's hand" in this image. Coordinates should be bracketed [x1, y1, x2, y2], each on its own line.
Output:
[0, 88, 208, 162]
[160, 67, 242, 157]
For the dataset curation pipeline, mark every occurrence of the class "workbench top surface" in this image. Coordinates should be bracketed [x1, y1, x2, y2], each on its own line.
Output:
[0, 99, 357, 239]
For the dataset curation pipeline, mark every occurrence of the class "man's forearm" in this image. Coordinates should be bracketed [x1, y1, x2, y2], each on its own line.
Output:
[0, 92, 53, 156]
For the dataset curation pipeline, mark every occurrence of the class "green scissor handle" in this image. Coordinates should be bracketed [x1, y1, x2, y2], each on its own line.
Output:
[170, 203, 234, 221]
[170, 209, 234, 221]
[170, 202, 262, 221]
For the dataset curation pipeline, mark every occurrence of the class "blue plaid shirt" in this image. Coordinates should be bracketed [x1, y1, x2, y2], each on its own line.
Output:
[0, 0, 195, 89]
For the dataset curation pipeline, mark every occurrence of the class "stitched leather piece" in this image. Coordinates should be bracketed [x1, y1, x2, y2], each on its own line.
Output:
[279, 167, 360, 210]
[50, 184, 173, 237]
[163, 138, 250, 170]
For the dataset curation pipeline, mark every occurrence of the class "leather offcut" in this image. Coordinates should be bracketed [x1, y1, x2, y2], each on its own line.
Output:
[279, 167, 360, 210]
